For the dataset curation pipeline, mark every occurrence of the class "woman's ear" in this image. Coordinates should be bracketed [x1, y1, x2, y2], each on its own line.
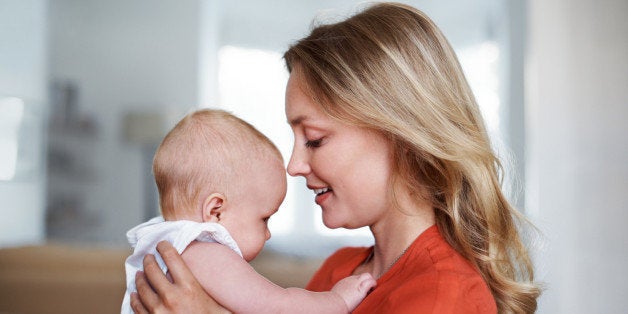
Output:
[202, 193, 225, 223]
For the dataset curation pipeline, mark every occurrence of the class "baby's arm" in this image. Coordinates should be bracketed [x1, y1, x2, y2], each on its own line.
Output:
[181, 241, 375, 314]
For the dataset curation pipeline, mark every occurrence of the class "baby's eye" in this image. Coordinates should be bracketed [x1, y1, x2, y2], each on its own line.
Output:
[263, 217, 270, 224]
[305, 138, 323, 148]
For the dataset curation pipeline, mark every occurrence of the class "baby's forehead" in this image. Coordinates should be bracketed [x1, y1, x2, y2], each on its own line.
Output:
[250, 153, 285, 174]
[246, 155, 287, 182]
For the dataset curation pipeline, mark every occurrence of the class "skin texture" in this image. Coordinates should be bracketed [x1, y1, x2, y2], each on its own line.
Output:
[131, 241, 230, 314]
[213, 157, 287, 262]
[132, 154, 288, 313]
[285, 68, 395, 230]
[131, 114, 376, 313]
[136, 0, 539, 309]
[133, 67, 434, 314]
[180, 241, 374, 313]
[132, 242, 376, 314]
[285, 66, 435, 279]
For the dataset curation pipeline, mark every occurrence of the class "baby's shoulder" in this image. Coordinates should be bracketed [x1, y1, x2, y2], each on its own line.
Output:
[182, 241, 242, 265]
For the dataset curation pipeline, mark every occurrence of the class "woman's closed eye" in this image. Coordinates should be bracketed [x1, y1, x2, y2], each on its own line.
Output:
[305, 138, 323, 148]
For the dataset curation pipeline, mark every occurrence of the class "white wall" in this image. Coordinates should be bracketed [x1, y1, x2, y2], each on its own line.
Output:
[527, 0, 628, 312]
[0, 0, 48, 246]
[48, 0, 204, 244]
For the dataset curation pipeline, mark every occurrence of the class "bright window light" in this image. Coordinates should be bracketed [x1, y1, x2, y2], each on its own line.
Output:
[216, 46, 294, 235]
[0, 97, 24, 181]
[458, 41, 501, 137]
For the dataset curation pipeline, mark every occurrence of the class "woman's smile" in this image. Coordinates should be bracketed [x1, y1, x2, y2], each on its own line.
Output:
[314, 188, 332, 205]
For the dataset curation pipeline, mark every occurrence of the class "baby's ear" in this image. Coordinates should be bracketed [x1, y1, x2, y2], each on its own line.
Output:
[202, 193, 225, 223]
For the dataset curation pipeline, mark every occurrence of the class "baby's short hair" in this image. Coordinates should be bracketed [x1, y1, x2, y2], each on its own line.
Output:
[153, 109, 282, 219]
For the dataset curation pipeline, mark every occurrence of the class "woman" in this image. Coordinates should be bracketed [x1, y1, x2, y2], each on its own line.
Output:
[132, 2, 540, 313]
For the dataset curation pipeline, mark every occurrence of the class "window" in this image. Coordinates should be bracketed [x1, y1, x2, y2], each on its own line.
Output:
[0, 97, 25, 181]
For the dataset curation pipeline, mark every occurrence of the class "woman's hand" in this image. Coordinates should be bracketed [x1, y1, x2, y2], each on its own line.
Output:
[131, 241, 231, 314]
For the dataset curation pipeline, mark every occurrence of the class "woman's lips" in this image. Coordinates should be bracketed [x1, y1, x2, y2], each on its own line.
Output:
[315, 190, 332, 205]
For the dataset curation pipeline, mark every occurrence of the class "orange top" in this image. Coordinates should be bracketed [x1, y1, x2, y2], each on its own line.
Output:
[306, 225, 497, 313]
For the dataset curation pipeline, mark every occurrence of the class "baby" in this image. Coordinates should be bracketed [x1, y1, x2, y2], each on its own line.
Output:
[121, 109, 376, 313]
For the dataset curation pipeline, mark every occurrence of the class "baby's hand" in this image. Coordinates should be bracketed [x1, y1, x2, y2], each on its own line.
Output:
[330, 273, 376, 312]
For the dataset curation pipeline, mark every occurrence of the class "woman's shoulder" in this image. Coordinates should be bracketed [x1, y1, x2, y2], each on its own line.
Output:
[375, 272, 495, 314]
[382, 273, 496, 314]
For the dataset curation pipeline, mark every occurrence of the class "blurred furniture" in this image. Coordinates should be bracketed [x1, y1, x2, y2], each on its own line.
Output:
[0, 244, 129, 314]
[0, 244, 322, 314]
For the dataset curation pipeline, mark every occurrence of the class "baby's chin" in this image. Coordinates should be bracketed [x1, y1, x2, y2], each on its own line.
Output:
[242, 248, 263, 262]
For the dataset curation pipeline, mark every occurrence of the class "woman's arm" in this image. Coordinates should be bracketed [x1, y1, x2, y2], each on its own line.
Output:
[131, 241, 230, 314]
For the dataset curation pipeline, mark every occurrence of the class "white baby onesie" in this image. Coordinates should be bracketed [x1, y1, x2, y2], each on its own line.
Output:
[120, 216, 242, 314]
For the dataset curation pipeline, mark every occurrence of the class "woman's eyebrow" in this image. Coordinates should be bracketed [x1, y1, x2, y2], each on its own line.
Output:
[288, 116, 329, 132]
[288, 115, 307, 126]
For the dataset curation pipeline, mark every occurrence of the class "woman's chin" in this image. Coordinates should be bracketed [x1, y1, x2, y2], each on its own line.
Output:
[322, 217, 344, 229]
[322, 216, 360, 230]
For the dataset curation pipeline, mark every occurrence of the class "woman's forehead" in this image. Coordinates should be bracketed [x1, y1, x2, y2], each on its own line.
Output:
[285, 74, 321, 125]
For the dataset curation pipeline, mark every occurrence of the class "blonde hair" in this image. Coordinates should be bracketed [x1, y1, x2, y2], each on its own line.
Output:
[284, 3, 540, 313]
[153, 109, 282, 220]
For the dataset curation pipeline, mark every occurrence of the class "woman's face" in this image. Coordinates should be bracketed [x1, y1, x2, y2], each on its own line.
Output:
[285, 68, 394, 229]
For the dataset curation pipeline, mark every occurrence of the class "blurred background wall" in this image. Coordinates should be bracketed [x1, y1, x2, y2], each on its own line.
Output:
[0, 0, 48, 247]
[45, 0, 201, 243]
[526, 0, 628, 312]
[0, 0, 626, 313]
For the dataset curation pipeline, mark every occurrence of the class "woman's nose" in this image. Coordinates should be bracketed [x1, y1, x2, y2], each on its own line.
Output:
[287, 147, 310, 177]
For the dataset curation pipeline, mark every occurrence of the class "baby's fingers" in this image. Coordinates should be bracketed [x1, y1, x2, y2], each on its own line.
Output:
[357, 273, 377, 293]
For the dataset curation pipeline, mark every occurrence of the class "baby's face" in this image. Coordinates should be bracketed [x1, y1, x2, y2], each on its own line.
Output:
[220, 157, 287, 262]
